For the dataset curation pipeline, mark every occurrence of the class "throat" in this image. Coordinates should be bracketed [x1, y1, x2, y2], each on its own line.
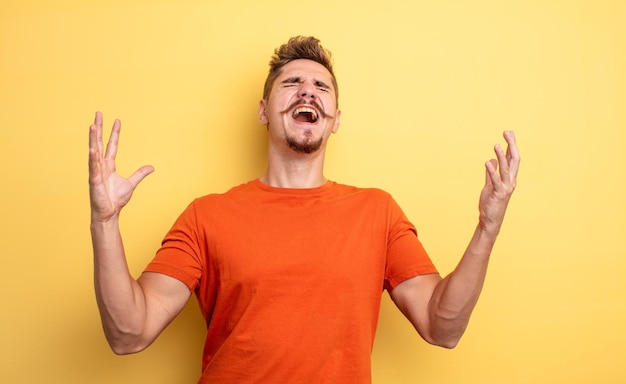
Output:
[260, 170, 328, 189]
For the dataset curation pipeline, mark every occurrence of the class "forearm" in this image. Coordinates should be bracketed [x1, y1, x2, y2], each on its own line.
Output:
[91, 218, 147, 354]
[413, 131, 519, 348]
[428, 224, 498, 347]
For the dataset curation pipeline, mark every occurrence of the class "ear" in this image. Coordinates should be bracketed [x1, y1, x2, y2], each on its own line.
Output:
[258, 99, 269, 125]
[331, 109, 341, 134]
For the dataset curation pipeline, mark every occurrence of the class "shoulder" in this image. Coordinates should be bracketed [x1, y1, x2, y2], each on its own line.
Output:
[331, 182, 395, 202]
[190, 180, 257, 206]
[327, 183, 405, 218]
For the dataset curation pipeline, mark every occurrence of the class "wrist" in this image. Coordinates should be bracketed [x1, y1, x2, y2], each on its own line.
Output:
[478, 212, 504, 236]
[90, 215, 120, 231]
[476, 221, 500, 241]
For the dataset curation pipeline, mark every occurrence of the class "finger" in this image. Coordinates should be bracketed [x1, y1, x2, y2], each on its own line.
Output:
[94, 111, 104, 155]
[128, 165, 155, 188]
[503, 130, 520, 176]
[485, 158, 501, 191]
[89, 112, 103, 177]
[494, 143, 509, 182]
[484, 159, 495, 188]
[88, 129, 101, 182]
[89, 117, 100, 157]
[104, 119, 121, 161]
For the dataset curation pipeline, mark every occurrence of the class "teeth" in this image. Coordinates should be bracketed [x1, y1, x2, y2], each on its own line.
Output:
[292, 107, 319, 122]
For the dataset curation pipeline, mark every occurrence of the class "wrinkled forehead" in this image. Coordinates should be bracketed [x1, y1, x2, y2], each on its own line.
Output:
[275, 59, 337, 90]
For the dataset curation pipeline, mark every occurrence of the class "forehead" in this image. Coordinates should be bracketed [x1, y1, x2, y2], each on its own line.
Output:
[276, 59, 335, 86]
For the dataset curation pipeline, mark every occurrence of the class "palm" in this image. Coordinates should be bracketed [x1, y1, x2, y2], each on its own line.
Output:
[88, 112, 153, 222]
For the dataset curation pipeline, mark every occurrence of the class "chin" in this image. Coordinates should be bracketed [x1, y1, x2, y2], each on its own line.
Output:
[286, 136, 323, 154]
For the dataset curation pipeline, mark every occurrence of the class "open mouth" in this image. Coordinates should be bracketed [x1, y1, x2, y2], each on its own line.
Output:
[292, 106, 319, 123]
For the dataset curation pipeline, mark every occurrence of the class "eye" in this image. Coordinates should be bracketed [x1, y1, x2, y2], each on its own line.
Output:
[315, 81, 330, 92]
[282, 77, 301, 88]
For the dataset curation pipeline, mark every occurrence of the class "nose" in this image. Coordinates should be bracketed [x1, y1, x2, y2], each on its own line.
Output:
[298, 80, 316, 99]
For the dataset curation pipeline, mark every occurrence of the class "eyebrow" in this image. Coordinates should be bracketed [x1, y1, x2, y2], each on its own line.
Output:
[280, 76, 331, 89]
[314, 80, 331, 89]
[281, 76, 302, 85]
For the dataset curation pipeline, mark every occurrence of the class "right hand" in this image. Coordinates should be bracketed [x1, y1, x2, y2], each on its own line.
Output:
[88, 111, 154, 222]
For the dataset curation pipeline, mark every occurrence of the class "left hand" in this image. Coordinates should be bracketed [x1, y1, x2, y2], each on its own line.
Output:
[478, 130, 520, 235]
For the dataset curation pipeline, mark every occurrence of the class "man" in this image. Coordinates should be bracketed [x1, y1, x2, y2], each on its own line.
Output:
[89, 36, 520, 383]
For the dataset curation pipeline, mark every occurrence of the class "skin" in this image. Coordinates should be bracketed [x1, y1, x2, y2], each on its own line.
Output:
[258, 59, 341, 188]
[89, 113, 190, 353]
[391, 131, 519, 347]
[89, 58, 520, 354]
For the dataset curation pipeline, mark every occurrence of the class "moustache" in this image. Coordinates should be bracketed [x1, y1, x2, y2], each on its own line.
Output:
[280, 99, 335, 119]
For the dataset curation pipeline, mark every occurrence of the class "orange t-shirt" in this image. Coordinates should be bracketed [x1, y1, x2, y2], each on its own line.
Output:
[145, 179, 437, 383]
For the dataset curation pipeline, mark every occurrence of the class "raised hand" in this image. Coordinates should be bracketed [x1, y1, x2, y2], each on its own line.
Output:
[478, 131, 520, 235]
[88, 111, 154, 222]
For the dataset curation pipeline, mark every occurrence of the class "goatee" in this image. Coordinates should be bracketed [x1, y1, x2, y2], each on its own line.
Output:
[286, 134, 323, 154]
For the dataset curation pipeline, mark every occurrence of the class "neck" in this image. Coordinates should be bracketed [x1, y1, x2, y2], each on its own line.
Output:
[260, 146, 328, 189]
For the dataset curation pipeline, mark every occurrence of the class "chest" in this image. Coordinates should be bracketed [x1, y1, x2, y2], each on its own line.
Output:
[200, 198, 390, 298]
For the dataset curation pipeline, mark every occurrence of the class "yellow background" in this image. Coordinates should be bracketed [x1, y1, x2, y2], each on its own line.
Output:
[1, 0, 625, 383]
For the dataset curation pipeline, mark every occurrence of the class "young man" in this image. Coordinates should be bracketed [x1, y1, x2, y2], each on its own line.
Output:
[89, 36, 520, 383]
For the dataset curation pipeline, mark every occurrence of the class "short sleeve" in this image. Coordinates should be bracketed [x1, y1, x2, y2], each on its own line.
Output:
[144, 201, 204, 291]
[384, 199, 438, 291]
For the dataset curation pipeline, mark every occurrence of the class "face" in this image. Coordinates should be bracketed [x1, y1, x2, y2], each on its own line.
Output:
[258, 59, 341, 155]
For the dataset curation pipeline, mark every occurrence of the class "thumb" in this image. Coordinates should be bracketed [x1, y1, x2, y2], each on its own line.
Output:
[128, 165, 155, 188]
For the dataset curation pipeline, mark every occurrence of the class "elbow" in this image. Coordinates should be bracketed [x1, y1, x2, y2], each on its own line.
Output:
[110, 345, 134, 356]
[423, 300, 474, 349]
[109, 339, 148, 355]
[425, 332, 463, 349]
[424, 318, 467, 349]
[430, 335, 461, 349]
[109, 342, 141, 356]
[104, 329, 150, 355]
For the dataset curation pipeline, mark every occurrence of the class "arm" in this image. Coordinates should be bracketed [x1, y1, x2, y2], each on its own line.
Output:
[391, 131, 520, 348]
[89, 112, 190, 354]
